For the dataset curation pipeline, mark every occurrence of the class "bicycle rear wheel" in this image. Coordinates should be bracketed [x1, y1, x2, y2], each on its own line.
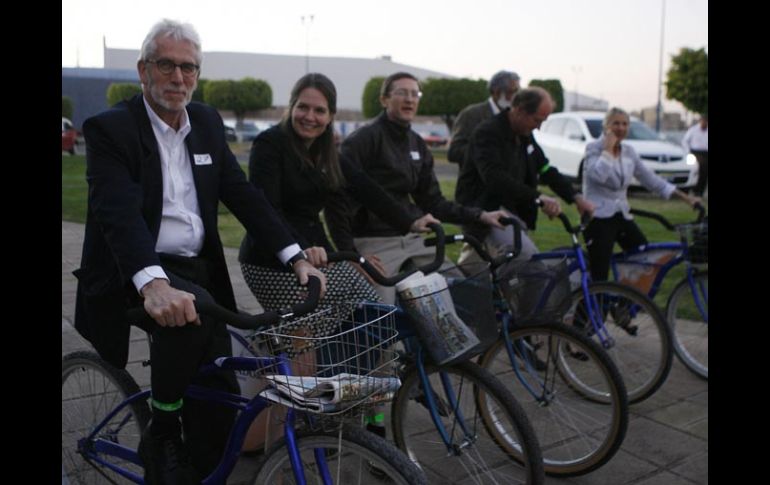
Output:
[566, 282, 673, 403]
[391, 360, 544, 484]
[479, 322, 628, 476]
[666, 271, 708, 379]
[62, 351, 150, 485]
[251, 426, 426, 484]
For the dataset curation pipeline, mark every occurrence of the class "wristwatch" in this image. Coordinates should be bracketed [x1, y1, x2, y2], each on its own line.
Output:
[286, 250, 309, 269]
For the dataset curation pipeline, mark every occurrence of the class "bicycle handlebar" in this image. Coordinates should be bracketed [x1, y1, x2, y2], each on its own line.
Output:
[424, 216, 523, 269]
[126, 275, 322, 330]
[630, 202, 706, 231]
[327, 223, 445, 286]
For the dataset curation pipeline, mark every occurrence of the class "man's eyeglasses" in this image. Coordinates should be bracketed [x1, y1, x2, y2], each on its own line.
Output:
[146, 59, 200, 77]
[390, 89, 423, 100]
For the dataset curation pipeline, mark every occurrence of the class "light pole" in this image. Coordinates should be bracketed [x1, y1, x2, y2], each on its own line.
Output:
[571, 66, 582, 110]
[655, 0, 666, 132]
[301, 14, 314, 74]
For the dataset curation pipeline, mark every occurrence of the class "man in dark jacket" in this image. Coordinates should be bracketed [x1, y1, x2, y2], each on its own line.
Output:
[455, 87, 594, 266]
[327, 71, 507, 303]
[448, 70, 520, 167]
[73, 19, 325, 484]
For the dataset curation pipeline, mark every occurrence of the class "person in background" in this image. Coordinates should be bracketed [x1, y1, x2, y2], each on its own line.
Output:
[582, 107, 701, 282]
[73, 19, 326, 485]
[455, 87, 594, 270]
[327, 71, 509, 304]
[681, 114, 708, 197]
[447, 70, 521, 167]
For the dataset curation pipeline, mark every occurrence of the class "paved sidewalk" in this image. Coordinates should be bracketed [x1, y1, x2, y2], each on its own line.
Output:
[62, 220, 707, 484]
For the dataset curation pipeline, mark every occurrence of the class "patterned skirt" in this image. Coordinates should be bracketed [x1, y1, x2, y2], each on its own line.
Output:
[240, 261, 380, 357]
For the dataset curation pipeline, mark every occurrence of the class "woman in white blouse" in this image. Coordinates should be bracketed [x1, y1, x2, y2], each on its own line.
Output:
[581, 107, 701, 281]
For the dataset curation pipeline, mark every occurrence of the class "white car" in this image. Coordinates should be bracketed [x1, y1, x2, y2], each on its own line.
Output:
[533, 111, 698, 189]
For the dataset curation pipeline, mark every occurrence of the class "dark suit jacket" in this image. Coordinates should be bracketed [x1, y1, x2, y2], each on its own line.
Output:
[447, 100, 494, 165]
[455, 111, 576, 233]
[74, 94, 295, 369]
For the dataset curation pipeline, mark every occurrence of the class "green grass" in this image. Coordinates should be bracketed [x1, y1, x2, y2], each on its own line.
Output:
[63, 154, 706, 307]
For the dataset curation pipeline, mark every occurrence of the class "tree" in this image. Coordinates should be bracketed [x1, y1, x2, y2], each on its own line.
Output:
[62, 96, 74, 120]
[204, 77, 272, 126]
[528, 79, 564, 113]
[361, 76, 385, 118]
[191, 78, 209, 103]
[418, 78, 487, 131]
[106, 83, 142, 106]
[665, 47, 708, 116]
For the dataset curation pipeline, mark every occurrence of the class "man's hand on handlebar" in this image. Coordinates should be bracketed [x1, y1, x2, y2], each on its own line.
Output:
[305, 246, 328, 267]
[410, 213, 441, 233]
[537, 195, 562, 218]
[140, 278, 201, 327]
[478, 209, 510, 228]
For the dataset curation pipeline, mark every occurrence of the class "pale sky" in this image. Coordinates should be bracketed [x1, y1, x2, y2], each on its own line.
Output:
[62, 0, 707, 116]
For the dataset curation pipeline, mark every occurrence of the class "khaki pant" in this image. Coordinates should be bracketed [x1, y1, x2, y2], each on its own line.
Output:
[457, 214, 539, 276]
[353, 233, 462, 304]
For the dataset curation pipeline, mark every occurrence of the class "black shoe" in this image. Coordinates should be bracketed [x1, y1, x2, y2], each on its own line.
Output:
[610, 304, 638, 336]
[565, 344, 589, 361]
[138, 425, 199, 485]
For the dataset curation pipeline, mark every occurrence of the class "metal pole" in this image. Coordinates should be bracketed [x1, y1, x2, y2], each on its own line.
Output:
[655, 0, 666, 132]
[301, 15, 314, 74]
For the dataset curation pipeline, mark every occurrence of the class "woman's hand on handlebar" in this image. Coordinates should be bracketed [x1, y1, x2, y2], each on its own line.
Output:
[305, 246, 328, 268]
[574, 194, 595, 219]
[292, 260, 327, 299]
[410, 213, 441, 233]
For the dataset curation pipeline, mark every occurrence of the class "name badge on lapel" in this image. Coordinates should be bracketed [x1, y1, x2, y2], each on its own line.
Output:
[194, 154, 212, 165]
[526, 144, 535, 155]
[410, 151, 420, 160]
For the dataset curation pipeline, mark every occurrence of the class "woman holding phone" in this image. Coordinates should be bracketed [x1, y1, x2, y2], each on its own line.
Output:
[581, 107, 701, 282]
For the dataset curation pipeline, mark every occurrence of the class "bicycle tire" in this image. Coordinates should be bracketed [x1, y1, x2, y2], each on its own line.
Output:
[479, 321, 629, 476]
[251, 425, 427, 484]
[565, 281, 673, 403]
[391, 360, 544, 485]
[666, 271, 708, 379]
[62, 351, 151, 485]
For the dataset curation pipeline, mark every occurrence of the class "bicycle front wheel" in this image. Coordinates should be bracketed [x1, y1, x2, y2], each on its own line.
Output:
[392, 360, 544, 485]
[666, 271, 708, 379]
[251, 426, 427, 484]
[62, 351, 150, 485]
[479, 322, 628, 476]
[566, 282, 673, 403]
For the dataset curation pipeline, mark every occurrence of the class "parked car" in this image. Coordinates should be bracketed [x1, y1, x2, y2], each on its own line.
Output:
[62, 117, 78, 155]
[533, 111, 698, 189]
[224, 125, 237, 142]
[235, 121, 260, 143]
[419, 131, 449, 147]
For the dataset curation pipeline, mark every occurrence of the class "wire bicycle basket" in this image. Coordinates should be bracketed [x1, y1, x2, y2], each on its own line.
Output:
[496, 256, 572, 324]
[237, 302, 400, 418]
[679, 218, 708, 264]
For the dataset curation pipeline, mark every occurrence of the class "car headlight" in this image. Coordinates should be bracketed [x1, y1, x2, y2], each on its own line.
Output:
[686, 153, 697, 165]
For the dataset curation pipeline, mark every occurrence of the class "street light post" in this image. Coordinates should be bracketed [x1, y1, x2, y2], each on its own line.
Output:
[571, 66, 582, 111]
[655, 0, 666, 132]
[301, 14, 314, 74]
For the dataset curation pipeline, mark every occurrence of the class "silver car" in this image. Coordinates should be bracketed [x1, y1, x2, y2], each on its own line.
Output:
[534, 111, 698, 188]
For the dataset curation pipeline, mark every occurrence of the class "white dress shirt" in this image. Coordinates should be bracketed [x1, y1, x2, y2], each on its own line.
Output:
[682, 124, 708, 152]
[132, 97, 205, 292]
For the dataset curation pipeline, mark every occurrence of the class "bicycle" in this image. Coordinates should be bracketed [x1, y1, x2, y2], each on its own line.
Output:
[61, 275, 428, 485]
[426, 219, 629, 477]
[541, 211, 673, 403]
[327, 223, 545, 485]
[609, 205, 708, 379]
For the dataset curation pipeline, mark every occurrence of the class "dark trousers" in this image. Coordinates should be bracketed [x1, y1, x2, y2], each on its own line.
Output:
[691, 150, 708, 196]
[133, 253, 239, 478]
[584, 214, 648, 282]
